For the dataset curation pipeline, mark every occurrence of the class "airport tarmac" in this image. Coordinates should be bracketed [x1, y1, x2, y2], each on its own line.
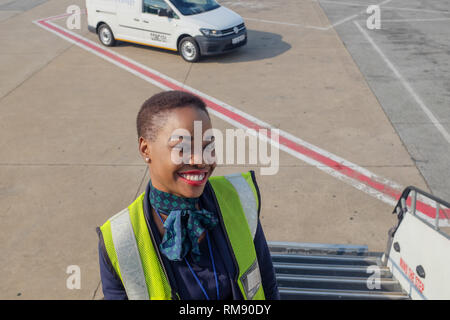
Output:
[0, 0, 447, 299]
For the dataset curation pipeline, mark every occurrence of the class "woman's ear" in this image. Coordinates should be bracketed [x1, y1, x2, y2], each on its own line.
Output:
[138, 136, 151, 163]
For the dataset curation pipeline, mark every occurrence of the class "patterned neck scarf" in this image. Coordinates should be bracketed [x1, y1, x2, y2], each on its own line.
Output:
[149, 180, 218, 262]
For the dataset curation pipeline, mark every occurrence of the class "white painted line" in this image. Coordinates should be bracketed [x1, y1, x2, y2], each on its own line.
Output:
[327, 0, 392, 29]
[381, 6, 450, 15]
[317, 0, 450, 15]
[354, 21, 450, 145]
[329, 12, 360, 28]
[316, 0, 367, 7]
[242, 17, 328, 31]
[381, 18, 450, 22]
[33, 16, 402, 205]
[33, 14, 447, 222]
[243, 0, 392, 31]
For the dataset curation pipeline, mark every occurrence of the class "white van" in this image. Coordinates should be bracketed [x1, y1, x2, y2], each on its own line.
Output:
[86, 0, 247, 62]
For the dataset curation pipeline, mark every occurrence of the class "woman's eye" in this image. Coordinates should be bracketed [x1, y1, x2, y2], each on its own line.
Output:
[173, 143, 190, 152]
[204, 142, 215, 151]
[173, 146, 184, 153]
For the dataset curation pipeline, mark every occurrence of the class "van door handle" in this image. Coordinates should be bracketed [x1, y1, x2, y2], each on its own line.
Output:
[143, 20, 149, 23]
[134, 18, 140, 21]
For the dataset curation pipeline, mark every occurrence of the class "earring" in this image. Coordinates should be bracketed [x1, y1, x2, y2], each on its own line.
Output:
[145, 157, 150, 163]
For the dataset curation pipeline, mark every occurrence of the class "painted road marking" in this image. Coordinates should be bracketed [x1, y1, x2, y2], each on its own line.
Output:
[326, 0, 393, 30]
[354, 21, 450, 146]
[33, 13, 449, 225]
[244, 0, 392, 31]
[242, 17, 328, 31]
[317, 0, 450, 15]
[380, 18, 450, 22]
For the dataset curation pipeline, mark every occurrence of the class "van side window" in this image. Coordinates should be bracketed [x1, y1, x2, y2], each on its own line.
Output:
[143, 0, 169, 15]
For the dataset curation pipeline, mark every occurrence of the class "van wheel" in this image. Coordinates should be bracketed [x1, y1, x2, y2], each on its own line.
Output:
[179, 37, 200, 62]
[98, 24, 116, 47]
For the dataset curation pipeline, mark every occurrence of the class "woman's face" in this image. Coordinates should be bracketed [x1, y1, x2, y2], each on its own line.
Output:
[140, 106, 216, 198]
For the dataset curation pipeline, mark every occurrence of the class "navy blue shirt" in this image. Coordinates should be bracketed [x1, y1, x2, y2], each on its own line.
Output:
[97, 180, 280, 300]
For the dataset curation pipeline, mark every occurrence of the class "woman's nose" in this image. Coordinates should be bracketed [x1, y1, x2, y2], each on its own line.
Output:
[189, 149, 205, 166]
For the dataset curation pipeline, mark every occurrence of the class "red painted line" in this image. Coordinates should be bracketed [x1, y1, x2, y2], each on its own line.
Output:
[36, 17, 447, 221]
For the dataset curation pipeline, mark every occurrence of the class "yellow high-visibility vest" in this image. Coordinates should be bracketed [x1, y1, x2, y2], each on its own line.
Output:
[99, 171, 266, 300]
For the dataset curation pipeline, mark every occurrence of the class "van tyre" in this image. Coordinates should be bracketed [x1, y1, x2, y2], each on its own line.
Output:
[98, 24, 116, 47]
[179, 37, 200, 62]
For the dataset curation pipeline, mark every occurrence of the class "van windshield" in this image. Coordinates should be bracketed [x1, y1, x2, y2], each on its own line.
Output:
[168, 0, 220, 16]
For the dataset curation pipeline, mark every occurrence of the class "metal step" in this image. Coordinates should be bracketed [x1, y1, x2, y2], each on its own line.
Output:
[274, 262, 392, 278]
[269, 241, 410, 300]
[276, 274, 403, 292]
[268, 241, 370, 256]
[271, 253, 382, 266]
[279, 287, 409, 300]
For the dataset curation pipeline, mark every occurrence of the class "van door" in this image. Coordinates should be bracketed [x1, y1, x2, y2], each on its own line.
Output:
[116, 0, 142, 41]
[140, 0, 178, 50]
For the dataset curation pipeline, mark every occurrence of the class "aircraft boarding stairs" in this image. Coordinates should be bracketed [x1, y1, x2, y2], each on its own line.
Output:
[269, 241, 409, 300]
[269, 186, 450, 300]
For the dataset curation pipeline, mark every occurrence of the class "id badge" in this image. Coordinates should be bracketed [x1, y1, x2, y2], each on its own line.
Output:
[240, 259, 262, 300]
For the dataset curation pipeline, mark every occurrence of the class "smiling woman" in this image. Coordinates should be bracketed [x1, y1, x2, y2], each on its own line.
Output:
[96, 90, 280, 300]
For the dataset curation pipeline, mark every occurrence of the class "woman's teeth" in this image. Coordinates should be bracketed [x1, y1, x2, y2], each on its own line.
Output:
[179, 173, 205, 181]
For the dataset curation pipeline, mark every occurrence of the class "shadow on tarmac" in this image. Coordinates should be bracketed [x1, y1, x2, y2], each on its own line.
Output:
[201, 29, 292, 64]
[115, 29, 291, 64]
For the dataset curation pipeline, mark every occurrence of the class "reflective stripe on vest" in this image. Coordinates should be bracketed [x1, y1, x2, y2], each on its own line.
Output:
[101, 193, 172, 300]
[224, 173, 258, 239]
[109, 208, 149, 300]
[100, 171, 264, 300]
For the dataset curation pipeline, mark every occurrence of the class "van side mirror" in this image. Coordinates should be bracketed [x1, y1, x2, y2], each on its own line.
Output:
[158, 8, 173, 17]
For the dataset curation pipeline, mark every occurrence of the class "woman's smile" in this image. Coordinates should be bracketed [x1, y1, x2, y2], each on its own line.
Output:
[177, 169, 210, 186]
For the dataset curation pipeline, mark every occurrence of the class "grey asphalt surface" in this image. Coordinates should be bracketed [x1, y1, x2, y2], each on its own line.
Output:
[0, 0, 48, 10]
[0, 0, 48, 19]
[317, 0, 450, 200]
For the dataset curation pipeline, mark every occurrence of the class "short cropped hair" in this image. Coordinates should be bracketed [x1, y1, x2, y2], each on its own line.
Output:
[137, 90, 209, 141]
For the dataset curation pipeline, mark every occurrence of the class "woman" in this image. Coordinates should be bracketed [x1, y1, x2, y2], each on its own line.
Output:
[97, 90, 280, 300]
